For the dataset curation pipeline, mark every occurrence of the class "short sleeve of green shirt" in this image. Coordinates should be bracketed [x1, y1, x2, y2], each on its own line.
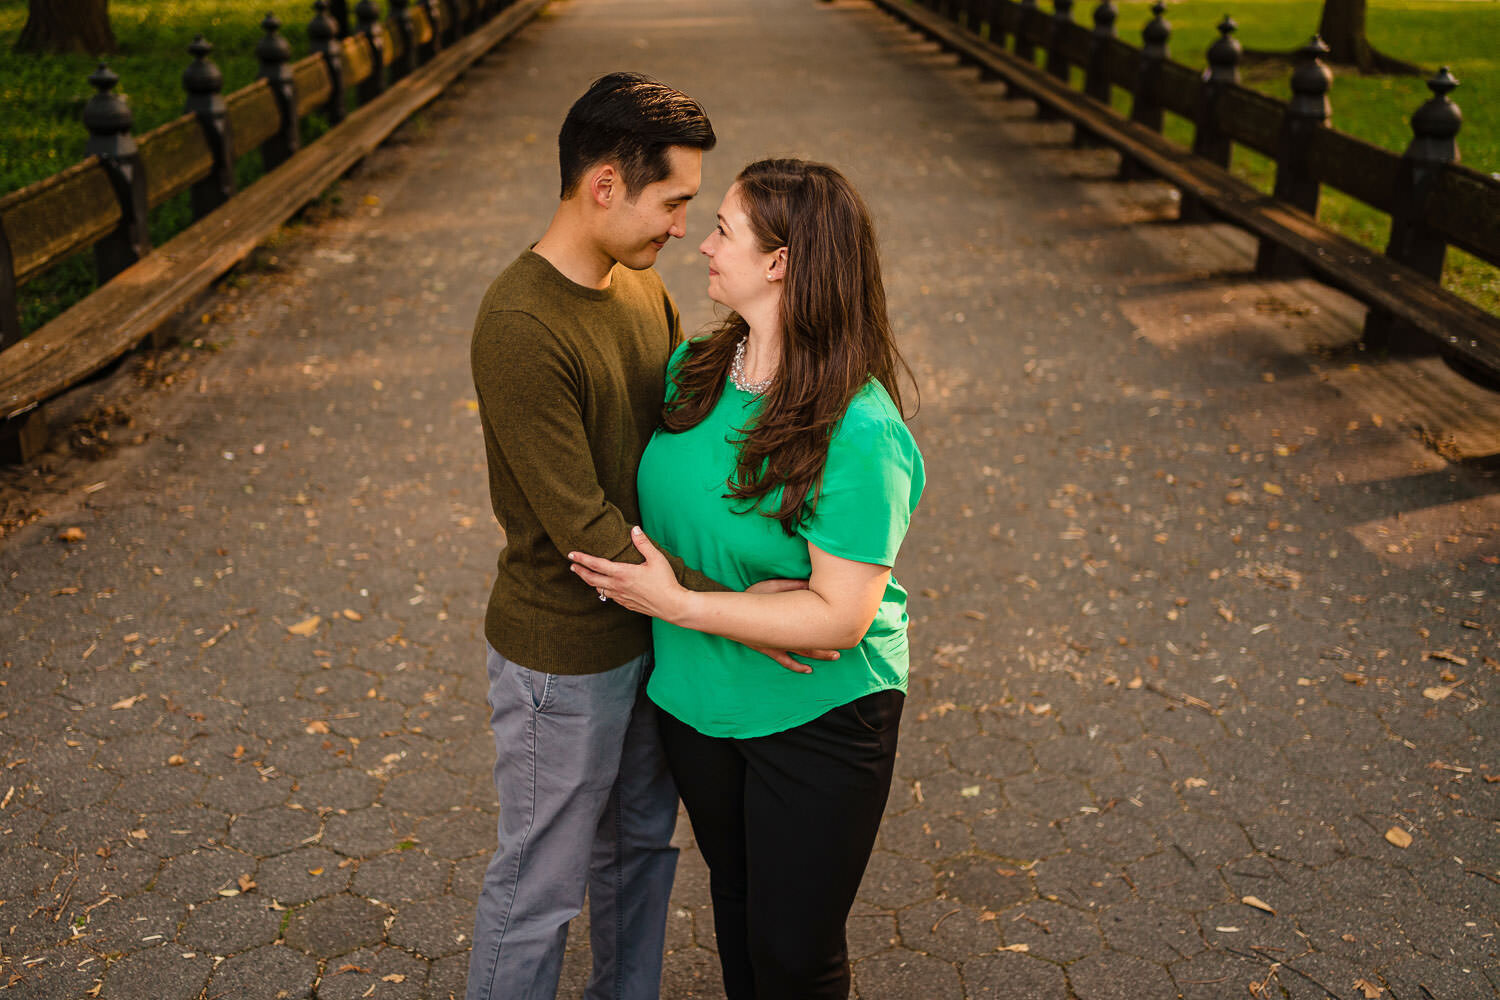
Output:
[800, 398, 924, 567]
[640, 352, 926, 739]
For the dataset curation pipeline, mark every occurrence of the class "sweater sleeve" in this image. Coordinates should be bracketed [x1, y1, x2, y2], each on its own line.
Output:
[472, 309, 727, 593]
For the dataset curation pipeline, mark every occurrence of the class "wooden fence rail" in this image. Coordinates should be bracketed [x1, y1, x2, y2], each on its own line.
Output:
[871, 0, 1500, 393]
[0, 0, 545, 462]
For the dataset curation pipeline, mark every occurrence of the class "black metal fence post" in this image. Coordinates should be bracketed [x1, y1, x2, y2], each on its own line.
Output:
[988, 0, 1011, 49]
[441, 0, 462, 44]
[1365, 67, 1463, 352]
[328, 0, 352, 36]
[1045, 0, 1074, 83]
[1037, 0, 1074, 122]
[1129, 1, 1169, 131]
[389, 0, 416, 81]
[0, 223, 20, 352]
[309, 0, 347, 124]
[183, 35, 236, 220]
[1084, 0, 1115, 102]
[1015, 0, 1039, 62]
[1075, 0, 1116, 147]
[1255, 36, 1331, 275]
[1192, 15, 1239, 166]
[356, 0, 387, 104]
[1118, 1, 1168, 179]
[84, 63, 151, 283]
[258, 14, 301, 171]
[1180, 15, 1240, 221]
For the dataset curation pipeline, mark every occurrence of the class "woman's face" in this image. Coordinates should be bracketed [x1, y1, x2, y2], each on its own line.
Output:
[698, 184, 783, 314]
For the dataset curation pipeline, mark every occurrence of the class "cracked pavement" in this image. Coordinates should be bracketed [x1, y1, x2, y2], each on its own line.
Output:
[2, 0, 1497, 997]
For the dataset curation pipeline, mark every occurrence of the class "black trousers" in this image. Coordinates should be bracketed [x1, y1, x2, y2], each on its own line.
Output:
[657, 689, 904, 1000]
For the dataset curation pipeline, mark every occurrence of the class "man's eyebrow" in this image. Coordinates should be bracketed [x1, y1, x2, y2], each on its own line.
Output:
[664, 190, 697, 203]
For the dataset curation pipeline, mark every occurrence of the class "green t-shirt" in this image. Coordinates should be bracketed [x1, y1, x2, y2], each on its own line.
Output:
[640, 342, 926, 738]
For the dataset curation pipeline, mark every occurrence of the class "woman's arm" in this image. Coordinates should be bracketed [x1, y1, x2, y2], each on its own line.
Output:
[569, 527, 890, 656]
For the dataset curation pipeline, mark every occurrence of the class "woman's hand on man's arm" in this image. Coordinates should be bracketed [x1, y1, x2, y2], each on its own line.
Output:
[569, 528, 888, 664]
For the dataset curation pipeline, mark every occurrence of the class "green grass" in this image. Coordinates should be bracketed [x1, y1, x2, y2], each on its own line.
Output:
[998, 0, 1500, 312]
[0, 0, 339, 333]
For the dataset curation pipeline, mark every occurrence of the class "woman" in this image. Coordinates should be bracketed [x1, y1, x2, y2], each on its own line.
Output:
[568, 158, 923, 999]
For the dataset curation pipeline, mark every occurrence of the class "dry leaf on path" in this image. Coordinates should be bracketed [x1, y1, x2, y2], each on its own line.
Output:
[287, 616, 322, 636]
[1241, 895, 1275, 914]
[382, 974, 406, 983]
[1353, 978, 1384, 998]
[305, 720, 330, 734]
[1422, 686, 1455, 701]
[110, 694, 146, 710]
[237, 874, 256, 892]
[342, 609, 363, 621]
[57, 527, 86, 542]
[1384, 827, 1412, 849]
[998, 943, 1029, 952]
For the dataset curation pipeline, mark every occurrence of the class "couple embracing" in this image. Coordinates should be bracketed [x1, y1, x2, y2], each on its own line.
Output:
[466, 72, 925, 1000]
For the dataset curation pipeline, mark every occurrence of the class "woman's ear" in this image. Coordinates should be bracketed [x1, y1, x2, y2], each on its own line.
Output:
[768, 247, 788, 282]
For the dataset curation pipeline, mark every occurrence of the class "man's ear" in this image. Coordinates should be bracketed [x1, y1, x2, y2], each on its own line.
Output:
[588, 164, 617, 208]
[768, 247, 788, 282]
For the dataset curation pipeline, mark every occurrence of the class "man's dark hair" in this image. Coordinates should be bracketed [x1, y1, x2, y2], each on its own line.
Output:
[557, 72, 716, 200]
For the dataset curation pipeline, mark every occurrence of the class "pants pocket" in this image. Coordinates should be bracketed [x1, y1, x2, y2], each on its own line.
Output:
[518, 665, 553, 712]
[848, 688, 903, 733]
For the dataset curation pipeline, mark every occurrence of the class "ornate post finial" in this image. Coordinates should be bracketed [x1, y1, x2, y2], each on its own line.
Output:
[1205, 14, 1241, 84]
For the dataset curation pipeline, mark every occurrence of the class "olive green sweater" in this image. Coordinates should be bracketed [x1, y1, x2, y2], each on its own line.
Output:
[471, 250, 719, 674]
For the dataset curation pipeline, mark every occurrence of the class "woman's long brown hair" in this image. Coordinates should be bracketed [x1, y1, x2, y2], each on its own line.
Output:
[664, 158, 916, 535]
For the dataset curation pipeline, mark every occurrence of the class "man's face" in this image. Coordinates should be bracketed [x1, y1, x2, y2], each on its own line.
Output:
[602, 145, 703, 271]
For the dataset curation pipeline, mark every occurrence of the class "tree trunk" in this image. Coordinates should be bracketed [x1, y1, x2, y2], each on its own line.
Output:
[1318, 0, 1373, 71]
[15, 0, 116, 55]
[1317, 0, 1420, 74]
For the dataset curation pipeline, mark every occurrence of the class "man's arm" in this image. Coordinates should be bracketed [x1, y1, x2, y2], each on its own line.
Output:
[473, 309, 720, 587]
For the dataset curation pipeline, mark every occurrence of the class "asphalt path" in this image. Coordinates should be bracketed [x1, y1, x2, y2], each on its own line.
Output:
[1, 0, 1496, 997]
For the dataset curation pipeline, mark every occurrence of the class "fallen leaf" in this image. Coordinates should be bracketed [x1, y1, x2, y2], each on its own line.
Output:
[237, 874, 256, 892]
[1426, 650, 1468, 666]
[342, 609, 363, 621]
[129, 829, 148, 840]
[1422, 686, 1455, 701]
[963, 610, 987, 621]
[381, 974, 406, 983]
[1384, 827, 1412, 849]
[218, 888, 239, 897]
[960, 785, 981, 798]
[998, 943, 1029, 953]
[230, 745, 246, 759]
[110, 694, 146, 710]
[57, 527, 86, 543]
[1241, 895, 1275, 914]
[305, 720, 330, 734]
[308, 867, 324, 875]
[52, 586, 80, 596]
[1184, 777, 1209, 789]
[1353, 978, 1384, 998]
[166, 754, 187, 766]
[287, 616, 322, 637]
[1216, 925, 1242, 932]
[1126, 676, 1143, 689]
[1262, 482, 1283, 496]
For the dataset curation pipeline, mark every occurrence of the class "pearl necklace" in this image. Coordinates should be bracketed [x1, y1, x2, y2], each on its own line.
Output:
[730, 335, 775, 394]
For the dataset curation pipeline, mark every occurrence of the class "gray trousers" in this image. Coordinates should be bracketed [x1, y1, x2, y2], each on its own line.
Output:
[465, 645, 679, 1000]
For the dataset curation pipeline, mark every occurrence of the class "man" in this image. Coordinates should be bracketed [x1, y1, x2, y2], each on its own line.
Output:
[464, 72, 716, 1000]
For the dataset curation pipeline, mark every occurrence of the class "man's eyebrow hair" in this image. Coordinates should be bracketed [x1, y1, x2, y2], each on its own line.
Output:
[665, 190, 697, 202]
